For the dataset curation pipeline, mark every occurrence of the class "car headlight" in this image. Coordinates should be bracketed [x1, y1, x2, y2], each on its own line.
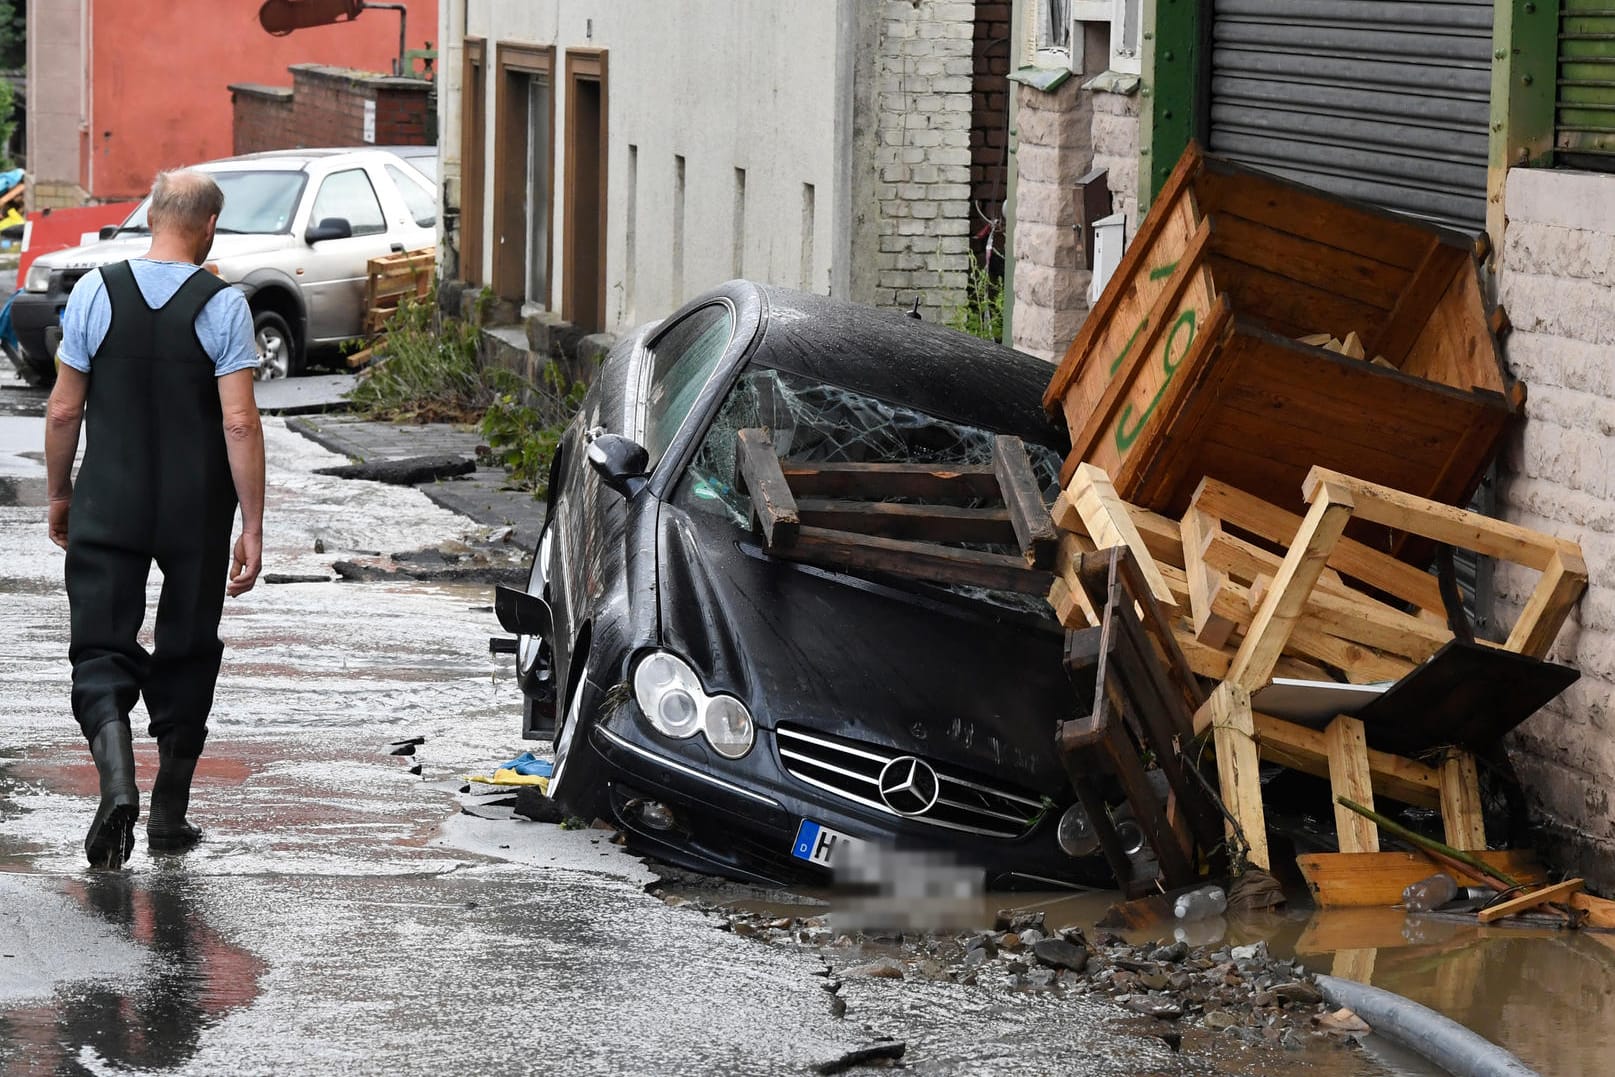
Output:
[24, 264, 51, 293]
[632, 650, 756, 759]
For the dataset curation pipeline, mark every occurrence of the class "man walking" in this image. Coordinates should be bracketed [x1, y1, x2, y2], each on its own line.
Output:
[44, 169, 265, 869]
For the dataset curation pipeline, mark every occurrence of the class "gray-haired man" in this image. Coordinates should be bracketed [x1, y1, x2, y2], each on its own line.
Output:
[44, 169, 266, 868]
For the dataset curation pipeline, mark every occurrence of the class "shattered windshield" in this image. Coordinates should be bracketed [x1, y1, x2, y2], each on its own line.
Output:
[680, 366, 1063, 615]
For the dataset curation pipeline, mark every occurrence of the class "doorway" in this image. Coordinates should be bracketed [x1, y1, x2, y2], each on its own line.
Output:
[493, 44, 555, 306]
[564, 50, 608, 332]
[459, 38, 485, 285]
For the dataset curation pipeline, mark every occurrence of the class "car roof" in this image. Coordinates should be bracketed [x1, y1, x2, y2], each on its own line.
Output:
[743, 283, 1071, 453]
[199, 147, 433, 172]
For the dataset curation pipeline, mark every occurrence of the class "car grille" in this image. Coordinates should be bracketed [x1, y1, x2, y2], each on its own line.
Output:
[775, 725, 1047, 839]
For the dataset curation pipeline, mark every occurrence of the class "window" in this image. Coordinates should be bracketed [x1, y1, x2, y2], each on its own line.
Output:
[387, 164, 437, 227]
[310, 169, 386, 237]
[643, 303, 735, 465]
[1036, 0, 1073, 61]
[123, 171, 306, 235]
[1110, 0, 1142, 75]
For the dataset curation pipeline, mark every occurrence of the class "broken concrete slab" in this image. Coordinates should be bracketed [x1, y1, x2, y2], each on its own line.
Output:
[315, 455, 476, 485]
[253, 374, 356, 415]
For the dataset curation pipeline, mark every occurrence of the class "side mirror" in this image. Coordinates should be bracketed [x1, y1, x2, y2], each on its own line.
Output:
[98, 225, 119, 241]
[587, 433, 650, 499]
[494, 585, 553, 639]
[305, 217, 353, 244]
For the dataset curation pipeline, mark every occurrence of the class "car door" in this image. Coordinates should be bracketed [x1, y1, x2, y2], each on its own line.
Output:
[383, 161, 439, 252]
[299, 166, 392, 341]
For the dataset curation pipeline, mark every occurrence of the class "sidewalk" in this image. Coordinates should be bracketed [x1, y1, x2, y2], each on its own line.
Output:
[287, 414, 547, 553]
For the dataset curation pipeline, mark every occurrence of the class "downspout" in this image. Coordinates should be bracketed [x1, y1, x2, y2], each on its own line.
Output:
[438, 0, 466, 277]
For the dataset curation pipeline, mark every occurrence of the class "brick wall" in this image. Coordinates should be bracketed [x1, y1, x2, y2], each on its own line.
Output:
[969, 1, 1012, 267]
[1493, 166, 1615, 893]
[231, 65, 432, 155]
[874, 0, 978, 320]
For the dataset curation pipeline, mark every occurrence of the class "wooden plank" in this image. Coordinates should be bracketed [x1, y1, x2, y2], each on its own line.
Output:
[1475, 878, 1584, 924]
[1284, 581, 1453, 664]
[1201, 530, 1357, 602]
[1439, 750, 1487, 851]
[779, 461, 1000, 501]
[735, 429, 799, 548]
[1056, 532, 1102, 627]
[1069, 464, 1177, 609]
[1325, 716, 1379, 853]
[1053, 492, 1185, 569]
[1047, 577, 1090, 629]
[993, 435, 1057, 568]
[1206, 211, 1406, 312]
[1284, 622, 1415, 685]
[1204, 252, 1388, 343]
[1198, 681, 1269, 871]
[1567, 892, 1615, 930]
[1401, 260, 1507, 394]
[795, 499, 1015, 546]
[1226, 488, 1355, 691]
[1245, 711, 1442, 808]
[1504, 551, 1589, 658]
[1296, 850, 1546, 907]
[1302, 467, 1583, 572]
[1368, 239, 1457, 364]
[1181, 506, 1235, 648]
[778, 527, 1048, 595]
[1189, 477, 1446, 613]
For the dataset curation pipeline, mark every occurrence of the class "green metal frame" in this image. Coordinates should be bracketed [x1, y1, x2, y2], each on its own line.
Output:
[1139, 0, 1205, 214]
[1488, 0, 1559, 242]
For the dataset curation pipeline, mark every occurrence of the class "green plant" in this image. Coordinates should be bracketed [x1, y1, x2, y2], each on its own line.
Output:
[348, 295, 487, 421]
[946, 250, 1005, 344]
[479, 365, 586, 497]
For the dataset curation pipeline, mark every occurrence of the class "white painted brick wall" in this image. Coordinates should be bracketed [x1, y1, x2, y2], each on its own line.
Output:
[873, 0, 977, 320]
[1496, 165, 1615, 890]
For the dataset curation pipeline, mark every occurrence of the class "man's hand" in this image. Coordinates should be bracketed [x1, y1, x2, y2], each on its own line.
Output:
[228, 531, 261, 597]
[48, 496, 71, 549]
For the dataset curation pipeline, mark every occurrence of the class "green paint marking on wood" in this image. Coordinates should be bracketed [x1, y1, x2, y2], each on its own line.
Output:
[1115, 309, 1198, 454]
[1110, 317, 1151, 376]
[1148, 261, 1180, 282]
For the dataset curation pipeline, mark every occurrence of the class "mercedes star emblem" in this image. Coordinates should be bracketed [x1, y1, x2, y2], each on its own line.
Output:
[877, 756, 941, 816]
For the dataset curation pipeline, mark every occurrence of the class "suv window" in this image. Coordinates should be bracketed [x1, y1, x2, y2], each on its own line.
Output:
[387, 164, 436, 227]
[643, 303, 735, 465]
[310, 168, 386, 237]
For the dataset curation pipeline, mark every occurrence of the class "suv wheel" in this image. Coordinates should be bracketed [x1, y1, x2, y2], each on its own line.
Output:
[253, 310, 296, 381]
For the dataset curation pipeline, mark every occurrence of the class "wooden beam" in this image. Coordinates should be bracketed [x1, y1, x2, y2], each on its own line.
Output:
[736, 428, 799, 548]
[993, 435, 1058, 568]
[1439, 749, 1487, 851]
[1297, 850, 1546, 907]
[1367, 238, 1454, 364]
[795, 499, 1015, 546]
[1054, 492, 1185, 568]
[1069, 464, 1177, 609]
[1048, 577, 1091, 629]
[1181, 506, 1235, 648]
[1227, 488, 1355, 690]
[1198, 681, 1269, 870]
[1505, 550, 1589, 658]
[1251, 711, 1441, 809]
[777, 527, 1049, 594]
[1476, 878, 1584, 924]
[1325, 715, 1379, 853]
[1302, 466, 1584, 572]
[780, 460, 1001, 500]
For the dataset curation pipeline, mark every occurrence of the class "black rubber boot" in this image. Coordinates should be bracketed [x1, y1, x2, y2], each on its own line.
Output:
[147, 744, 203, 851]
[84, 722, 139, 869]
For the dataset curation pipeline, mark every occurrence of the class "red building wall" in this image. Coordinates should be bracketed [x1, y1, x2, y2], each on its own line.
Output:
[87, 0, 436, 199]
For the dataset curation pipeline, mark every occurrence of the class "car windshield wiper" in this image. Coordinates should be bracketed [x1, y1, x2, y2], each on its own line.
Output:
[213, 227, 247, 234]
[114, 226, 150, 235]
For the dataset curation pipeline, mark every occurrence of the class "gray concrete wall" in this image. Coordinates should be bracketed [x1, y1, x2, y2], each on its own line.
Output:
[1495, 165, 1615, 892]
[26, 0, 86, 206]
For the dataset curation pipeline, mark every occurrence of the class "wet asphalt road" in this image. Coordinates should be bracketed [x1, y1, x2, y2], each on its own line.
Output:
[0, 369, 1241, 1076]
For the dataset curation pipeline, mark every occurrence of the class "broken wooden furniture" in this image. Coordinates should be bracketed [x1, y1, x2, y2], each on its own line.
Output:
[732, 427, 1056, 594]
[1041, 142, 1520, 556]
[1057, 546, 1225, 898]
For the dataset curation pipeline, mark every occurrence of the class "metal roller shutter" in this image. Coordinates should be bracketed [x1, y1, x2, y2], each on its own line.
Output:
[1207, 0, 1493, 233]
[1558, 0, 1615, 168]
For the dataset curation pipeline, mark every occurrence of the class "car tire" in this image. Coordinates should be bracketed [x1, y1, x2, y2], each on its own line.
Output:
[4, 341, 51, 388]
[252, 310, 297, 381]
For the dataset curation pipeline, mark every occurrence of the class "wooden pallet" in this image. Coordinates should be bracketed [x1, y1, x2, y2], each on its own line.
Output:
[734, 428, 1057, 594]
[363, 246, 435, 336]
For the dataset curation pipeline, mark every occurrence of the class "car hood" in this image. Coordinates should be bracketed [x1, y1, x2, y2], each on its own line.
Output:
[34, 232, 297, 274]
[656, 504, 1079, 790]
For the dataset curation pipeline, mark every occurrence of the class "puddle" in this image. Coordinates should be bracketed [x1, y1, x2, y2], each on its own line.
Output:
[0, 476, 47, 508]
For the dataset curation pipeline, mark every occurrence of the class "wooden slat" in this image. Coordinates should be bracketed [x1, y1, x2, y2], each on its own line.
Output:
[1325, 715, 1379, 853]
[1069, 464, 1177, 609]
[1303, 467, 1583, 572]
[777, 527, 1048, 595]
[1054, 492, 1186, 569]
[795, 499, 1014, 546]
[1439, 750, 1487, 851]
[779, 461, 1000, 501]
[1047, 577, 1090, 629]
[1207, 212, 1405, 312]
[1227, 488, 1355, 690]
[1567, 893, 1615, 930]
[993, 434, 1057, 568]
[736, 429, 799, 549]
[1284, 622, 1416, 685]
[1181, 506, 1234, 648]
[1505, 550, 1589, 658]
[1476, 878, 1584, 924]
[1251, 711, 1441, 809]
[1297, 850, 1546, 907]
[1368, 238, 1459, 364]
[1198, 681, 1269, 871]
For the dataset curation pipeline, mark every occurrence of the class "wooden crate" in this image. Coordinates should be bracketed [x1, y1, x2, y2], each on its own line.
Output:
[1043, 144, 1519, 559]
[363, 246, 435, 335]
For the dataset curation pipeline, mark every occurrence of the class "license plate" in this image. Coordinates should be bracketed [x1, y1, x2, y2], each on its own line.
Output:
[792, 819, 864, 868]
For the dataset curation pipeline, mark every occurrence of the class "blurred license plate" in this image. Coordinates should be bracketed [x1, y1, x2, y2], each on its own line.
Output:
[792, 820, 864, 868]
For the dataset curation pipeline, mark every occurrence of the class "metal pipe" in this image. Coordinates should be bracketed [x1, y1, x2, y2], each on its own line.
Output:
[361, 2, 409, 76]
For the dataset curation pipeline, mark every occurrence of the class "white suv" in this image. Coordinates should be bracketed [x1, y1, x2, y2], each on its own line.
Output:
[13, 147, 437, 382]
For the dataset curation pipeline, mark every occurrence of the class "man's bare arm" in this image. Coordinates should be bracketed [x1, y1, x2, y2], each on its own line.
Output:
[44, 366, 90, 549]
[217, 370, 264, 596]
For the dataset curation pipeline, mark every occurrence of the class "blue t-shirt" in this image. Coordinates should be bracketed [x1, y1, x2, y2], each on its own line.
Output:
[57, 259, 260, 377]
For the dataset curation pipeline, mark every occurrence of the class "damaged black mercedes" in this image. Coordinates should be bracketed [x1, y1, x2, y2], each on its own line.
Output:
[496, 281, 1150, 889]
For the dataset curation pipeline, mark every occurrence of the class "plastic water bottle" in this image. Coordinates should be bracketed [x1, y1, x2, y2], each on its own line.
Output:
[1402, 873, 1459, 913]
[1174, 885, 1228, 921]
